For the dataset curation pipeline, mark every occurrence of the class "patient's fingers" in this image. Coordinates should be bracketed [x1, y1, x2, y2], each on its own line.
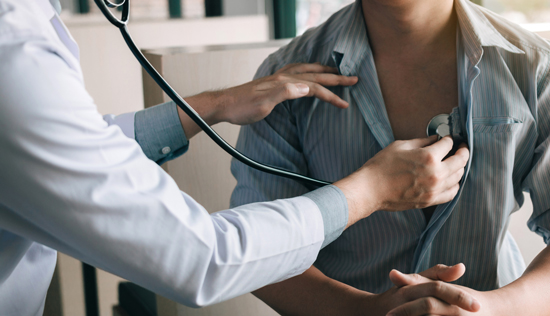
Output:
[390, 264, 466, 287]
[419, 263, 465, 283]
[402, 282, 480, 313]
[387, 297, 459, 316]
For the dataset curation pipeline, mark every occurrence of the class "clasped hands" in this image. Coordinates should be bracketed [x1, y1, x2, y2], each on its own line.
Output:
[359, 263, 493, 316]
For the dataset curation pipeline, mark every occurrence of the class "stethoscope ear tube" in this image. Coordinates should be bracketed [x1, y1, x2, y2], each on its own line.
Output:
[94, 0, 330, 187]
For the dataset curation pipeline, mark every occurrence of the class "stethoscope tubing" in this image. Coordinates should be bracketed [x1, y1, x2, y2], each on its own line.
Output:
[93, 0, 330, 187]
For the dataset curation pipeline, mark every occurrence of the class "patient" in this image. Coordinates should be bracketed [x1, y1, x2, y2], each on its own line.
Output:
[231, 0, 550, 315]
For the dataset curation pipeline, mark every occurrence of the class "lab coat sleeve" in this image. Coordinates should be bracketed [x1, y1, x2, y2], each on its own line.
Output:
[0, 34, 325, 307]
[230, 54, 348, 248]
[524, 54, 550, 244]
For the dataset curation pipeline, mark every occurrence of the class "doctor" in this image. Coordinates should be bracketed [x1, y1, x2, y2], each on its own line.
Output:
[0, 0, 471, 315]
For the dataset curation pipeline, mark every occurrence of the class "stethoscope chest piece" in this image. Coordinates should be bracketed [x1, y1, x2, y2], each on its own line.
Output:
[426, 114, 451, 139]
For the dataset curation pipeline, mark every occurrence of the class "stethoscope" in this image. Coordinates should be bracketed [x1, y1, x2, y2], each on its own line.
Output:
[94, 0, 331, 187]
[94, 0, 459, 187]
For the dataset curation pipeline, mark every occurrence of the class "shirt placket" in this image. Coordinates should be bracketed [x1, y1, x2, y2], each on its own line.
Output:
[411, 29, 479, 272]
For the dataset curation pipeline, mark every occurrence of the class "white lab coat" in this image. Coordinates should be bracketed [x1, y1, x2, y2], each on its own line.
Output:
[0, 1, 328, 314]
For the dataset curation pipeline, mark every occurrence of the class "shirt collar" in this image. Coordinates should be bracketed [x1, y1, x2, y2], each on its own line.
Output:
[332, 0, 371, 75]
[332, 0, 525, 71]
[455, 0, 524, 65]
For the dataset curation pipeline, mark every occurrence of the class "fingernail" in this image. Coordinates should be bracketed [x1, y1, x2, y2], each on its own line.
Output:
[295, 83, 309, 95]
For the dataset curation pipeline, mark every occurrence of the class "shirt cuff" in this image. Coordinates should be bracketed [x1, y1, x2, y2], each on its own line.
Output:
[134, 101, 189, 165]
[304, 185, 348, 249]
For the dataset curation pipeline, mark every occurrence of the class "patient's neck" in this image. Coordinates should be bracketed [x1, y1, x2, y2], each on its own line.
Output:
[361, 0, 457, 62]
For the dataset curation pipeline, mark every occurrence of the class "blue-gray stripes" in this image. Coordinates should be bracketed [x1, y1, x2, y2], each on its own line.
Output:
[230, 0, 550, 294]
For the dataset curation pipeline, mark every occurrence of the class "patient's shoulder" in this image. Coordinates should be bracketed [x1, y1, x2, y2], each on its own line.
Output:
[476, 5, 550, 55]
[255, 3, 354, 78]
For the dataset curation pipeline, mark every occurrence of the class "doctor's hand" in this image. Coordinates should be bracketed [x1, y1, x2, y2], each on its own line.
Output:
[179, 63, 358, 138]
[334, 136, 469, 228]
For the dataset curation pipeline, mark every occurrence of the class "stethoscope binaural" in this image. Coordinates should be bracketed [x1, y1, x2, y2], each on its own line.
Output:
[94, 0, 459, 187]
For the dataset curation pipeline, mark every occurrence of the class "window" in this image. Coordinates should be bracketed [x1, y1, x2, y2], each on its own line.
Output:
[296, 0, 354, 35]
[483, 0, 550, 24]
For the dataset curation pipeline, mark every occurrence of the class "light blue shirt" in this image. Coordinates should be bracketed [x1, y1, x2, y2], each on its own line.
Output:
[0, 1, 347, 315]
[231, 0, 550, 293]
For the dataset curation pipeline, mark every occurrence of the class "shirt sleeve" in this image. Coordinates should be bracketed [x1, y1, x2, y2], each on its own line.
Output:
[523, 55, 550, 244]
[103, 101, 189, 165]
[0, 31, 326, 307]
[230, 56, 348, 248]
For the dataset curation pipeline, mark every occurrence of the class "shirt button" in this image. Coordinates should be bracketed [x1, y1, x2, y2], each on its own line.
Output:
[161, 146, 171, 155]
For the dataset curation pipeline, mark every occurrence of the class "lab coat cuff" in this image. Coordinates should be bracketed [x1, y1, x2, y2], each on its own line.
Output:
[304, 185, 348, 249]
[135, 101, 189, 165]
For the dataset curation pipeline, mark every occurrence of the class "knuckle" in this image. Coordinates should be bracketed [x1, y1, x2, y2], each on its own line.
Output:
[274, 74, 287, 82]
[431, 281, 445, 293]
[423, 297, 437, 312]
[282, 82, 295, 95]
[423, 152, 438, 166]
[423, 191, 437, 205]
[456, 290, 468, 304]
[393, 140, 404, 147]
[427, 173, 441, 184]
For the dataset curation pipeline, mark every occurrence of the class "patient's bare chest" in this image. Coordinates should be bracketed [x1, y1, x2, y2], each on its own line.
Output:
[376, 59, 458, 141]
[375, 57, 458, 221]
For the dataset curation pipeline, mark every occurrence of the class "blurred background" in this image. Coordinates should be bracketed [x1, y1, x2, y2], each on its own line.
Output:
[48, 1, 550, 316]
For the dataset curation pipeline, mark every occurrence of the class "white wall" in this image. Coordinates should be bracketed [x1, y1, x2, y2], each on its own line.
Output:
[54, 15, 269, 316]
[64, 14, 269, 115]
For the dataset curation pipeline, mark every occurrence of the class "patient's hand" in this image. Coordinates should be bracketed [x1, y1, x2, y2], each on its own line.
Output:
[359, 264, 481, 316]
[384, 264, 492, 316]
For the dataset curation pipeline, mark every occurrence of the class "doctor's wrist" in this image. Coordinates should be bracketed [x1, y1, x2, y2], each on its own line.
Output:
[178, 91, 226, 139]
[334, 166, 379, 229]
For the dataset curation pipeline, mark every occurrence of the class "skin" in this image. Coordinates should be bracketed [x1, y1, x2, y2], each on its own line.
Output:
[247, 0, 550, 315]
[177, 63, 470, 229]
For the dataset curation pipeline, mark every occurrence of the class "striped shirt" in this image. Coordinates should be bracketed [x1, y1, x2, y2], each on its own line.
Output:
[230, 0, 550, 293]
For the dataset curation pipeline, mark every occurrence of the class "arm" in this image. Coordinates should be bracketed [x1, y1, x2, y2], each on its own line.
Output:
[256, 264, 480, 316]
[471, 58, 550, 316]
[0, 34, 347, 307]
